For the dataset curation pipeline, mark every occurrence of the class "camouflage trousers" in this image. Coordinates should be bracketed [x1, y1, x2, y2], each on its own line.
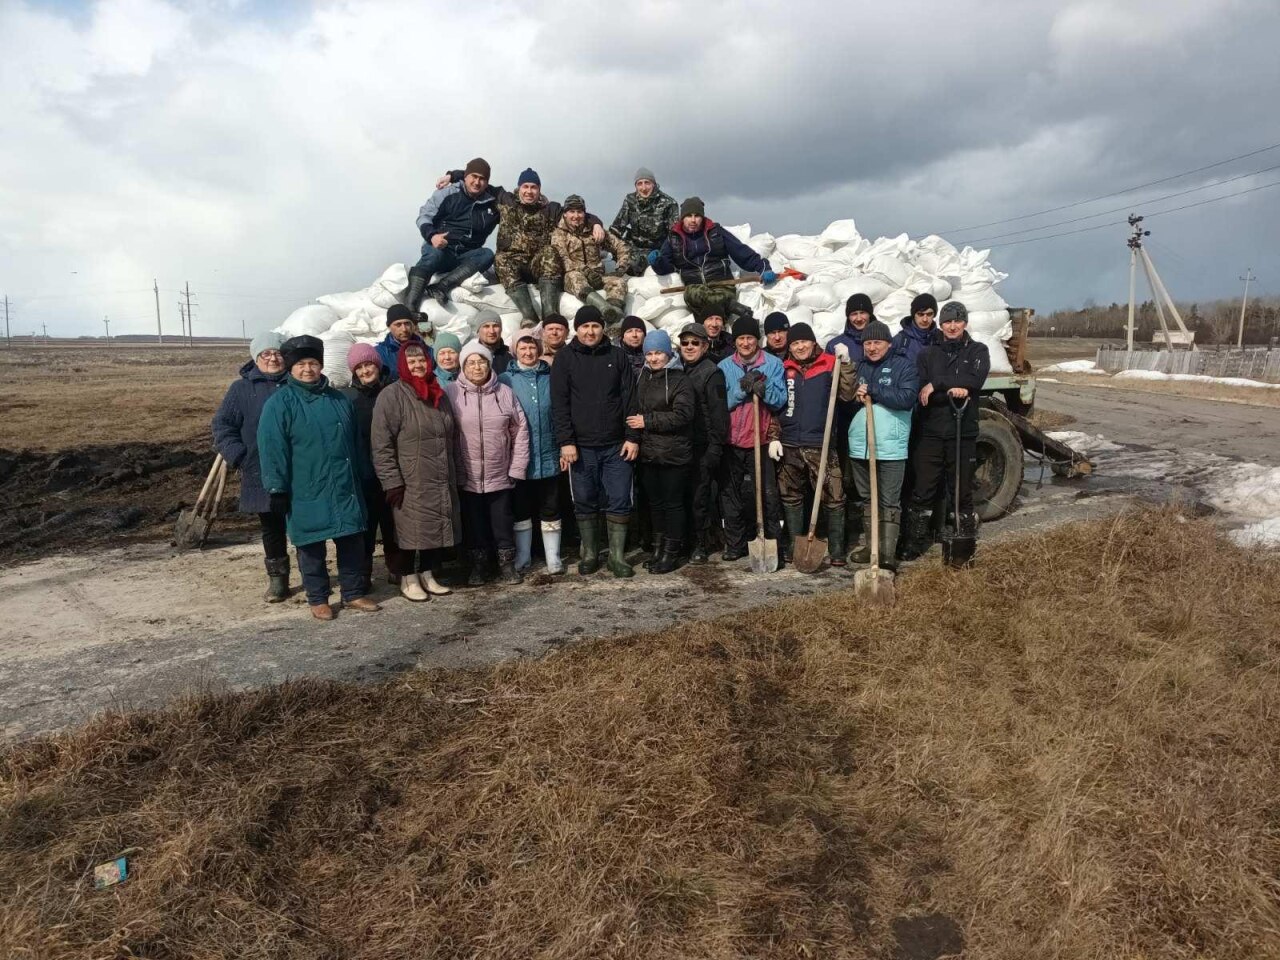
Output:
[777, 445, 845, 507]
[564, 266, 628, 302]
[683, 283, 738, 321]
[494, 247, 561, 288]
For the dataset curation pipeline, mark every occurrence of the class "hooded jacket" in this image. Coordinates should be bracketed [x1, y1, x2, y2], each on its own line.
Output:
[653, 219, 771, 287]
[500, 360, 560, 480]
[629, 363, 695, 466]
[610, 184, 679, 252]
[549, 336, 640, 448]
[719, 349, 787, 449]
[892, 316, 942, 368]
[848, 342, 920, 461]
[211, 359, 285, 513]
[445, 373, 531, 494]
[917, 333, 991, 440]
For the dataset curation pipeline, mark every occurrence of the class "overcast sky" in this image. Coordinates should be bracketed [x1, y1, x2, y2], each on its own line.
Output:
[2, 0, 1278, 338]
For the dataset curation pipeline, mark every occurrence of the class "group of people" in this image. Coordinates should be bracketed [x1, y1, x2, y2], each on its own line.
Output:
[209, 159, 990, 619]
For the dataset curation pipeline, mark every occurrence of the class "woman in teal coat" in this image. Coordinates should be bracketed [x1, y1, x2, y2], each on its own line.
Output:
[257, 335, 381, 621]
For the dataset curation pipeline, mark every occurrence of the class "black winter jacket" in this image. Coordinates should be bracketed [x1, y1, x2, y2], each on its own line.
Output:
[916, 333, 991, 439]
[678, 355, 729, 462]
[653, 218, 771, 286]
[550, 336, 639, 448]
[339, 371, 390, 490]
[630, 365, 695, 466]
[706, 330, 732, 363]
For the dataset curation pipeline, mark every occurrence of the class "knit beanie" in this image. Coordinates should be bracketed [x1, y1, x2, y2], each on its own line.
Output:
[845, 293, 874, 317]
[731, 314, 760, 340]
[475, 309, 502, 330]
[786, 322, 816, 345]
[542, 313, 569, 330]
[939, 301, 969, 325]
[763, 311, 790, 334]
[634, 166, 656, 184]
[281, 335, 323, 371]
[386, 303, 414, 326]
[346, 342, 382, 373]
[464, 157, 491, 179]
[862, 320, 893, 343]
[642, 329, 672, 356]
[459, 340, 493, 367]
[620, 315, 646, 336]
[249, 330, 283, 360]
[517, 167, 541, 187]
[563, 194, 586, 212]
[433, 331, 462, 353]
[680, 196, 705, 219]
[910, 292, 939, 317]
[574, 305, 603, 329]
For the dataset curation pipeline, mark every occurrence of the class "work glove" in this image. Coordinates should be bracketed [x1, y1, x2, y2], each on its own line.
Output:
[646, 250, 660, 267]
[760, 269, 778, 286]
[384, 485, 406, 509]
[768, 440, 784, 461]
[833, 343, 850, 363]
[739, 370, 767, 398]
[269, 492, 290, 515]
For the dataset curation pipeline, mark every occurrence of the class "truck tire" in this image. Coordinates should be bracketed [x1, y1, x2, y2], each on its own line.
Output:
[975, 408, 1023, 521]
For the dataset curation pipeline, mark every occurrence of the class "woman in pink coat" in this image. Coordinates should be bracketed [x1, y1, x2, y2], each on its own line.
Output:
[446, 340, 531, 586]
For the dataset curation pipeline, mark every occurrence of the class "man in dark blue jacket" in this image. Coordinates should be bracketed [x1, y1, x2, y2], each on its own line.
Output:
[892, 293, 942, 367]
[650, 197, 777, 323]
[374, 304, 431, 380]
[405, 157, 501, 312]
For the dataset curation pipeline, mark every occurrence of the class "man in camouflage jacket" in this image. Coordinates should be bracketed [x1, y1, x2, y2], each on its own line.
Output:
[550, 195, 631, 332]
[610, 167, 678, 276]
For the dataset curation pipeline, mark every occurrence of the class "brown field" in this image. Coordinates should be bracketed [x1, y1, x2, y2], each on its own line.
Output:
[1050, 372, 1280, 408]
[3, 509, 1278, 959]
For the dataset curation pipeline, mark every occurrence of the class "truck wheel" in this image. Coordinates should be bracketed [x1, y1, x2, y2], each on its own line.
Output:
[975, 409, 1023, 521]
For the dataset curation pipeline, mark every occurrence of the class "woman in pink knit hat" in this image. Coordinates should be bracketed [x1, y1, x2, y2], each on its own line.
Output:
[339, 343, 395, 594]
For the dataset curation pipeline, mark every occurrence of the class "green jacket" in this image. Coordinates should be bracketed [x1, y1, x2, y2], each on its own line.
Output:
[257, 375, 369, 547]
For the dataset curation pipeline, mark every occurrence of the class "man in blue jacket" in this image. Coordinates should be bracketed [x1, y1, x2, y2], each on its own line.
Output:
[847, 320, 920, 568]
[892, 293, 942, 367]
[404, 157, 501, 312]
[374, 304, 431, 380]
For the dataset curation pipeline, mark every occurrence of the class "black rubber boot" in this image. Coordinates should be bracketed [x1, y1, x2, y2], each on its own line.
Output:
[722, 543, 748, 562]
[577, 515, 601, 575]
[689, 533, 709, 565]
[467, 549, 491, 586]
[508, 283, 539, 328]
[606, 298, 626, 323]
[826, 504, 847, 567]
[425, 263, 477, 306]
[581, 291, 617, 329]
[649, 538, 682, 574]
[880, 507, 902, 571]
[264, 557, 290, 603]
[403, 269, 431, 312]
[897, 507, 933, 562]
[782, 501, 806, 565]
[606, 518, 634, 578]
[846, 501, 864, 561]
[497, 547, 523, 584]
[850, 509, 874, 564]
[538, 278, 562, 319]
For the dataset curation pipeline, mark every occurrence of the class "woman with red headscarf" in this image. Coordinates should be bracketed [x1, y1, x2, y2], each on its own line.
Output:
[371, 341, 461, 602]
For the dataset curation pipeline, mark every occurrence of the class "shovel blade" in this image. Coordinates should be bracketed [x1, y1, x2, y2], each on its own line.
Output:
[792, 535, 828, 574]
[172, 510, 213, 551]
[940, 534, 976, 569]
[748, 536, 778, 574]
[853, 565, 896, 605]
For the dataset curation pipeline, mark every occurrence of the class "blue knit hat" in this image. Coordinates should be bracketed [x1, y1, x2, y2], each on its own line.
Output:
[518, 168, 541, 187]
[642, 329, 672, 356]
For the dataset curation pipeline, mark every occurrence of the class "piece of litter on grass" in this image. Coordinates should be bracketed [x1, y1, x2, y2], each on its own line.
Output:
[93, 857, 128, 889]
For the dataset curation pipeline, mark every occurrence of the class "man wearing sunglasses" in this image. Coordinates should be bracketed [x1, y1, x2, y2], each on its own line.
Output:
[675, 323, 729, 563]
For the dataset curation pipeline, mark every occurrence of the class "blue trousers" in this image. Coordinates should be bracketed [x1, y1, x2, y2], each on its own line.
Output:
[411, 245, 494, 281]
[295, 533, 366, 606]
[570, 444, 633, 520]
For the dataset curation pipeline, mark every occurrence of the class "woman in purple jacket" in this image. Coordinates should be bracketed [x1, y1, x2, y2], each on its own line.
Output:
[445, 340, 531, 586]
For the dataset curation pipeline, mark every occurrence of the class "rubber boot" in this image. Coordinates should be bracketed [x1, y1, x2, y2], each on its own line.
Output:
[264, 557, 290, 603]
[649, 537, 682, 574]
[689, 532, 709, 565]
[467, 549, 490, 586]
[606, 517, 635, 578]
[898, 507, 933, 562]
[513, 519, 534, 572]
[606, 298, 626, 324]
[538, 278, 562, 319]
[880, 507, 902, 571]
[403, 269, 431, 313]
[781, 501, 806, 565]
[826, 504, 847, 567]
[541, 519, 565, 574]
[846, 500, 865, 561]
[508, 283, 540, 328]
[581, 291, 619, 333]
[727, 300, 752, 323]
[577, 515, 601, 575]
[425, 263, 477, 306]
[497, 547, 523, 584]
[849, 509, 874, 564]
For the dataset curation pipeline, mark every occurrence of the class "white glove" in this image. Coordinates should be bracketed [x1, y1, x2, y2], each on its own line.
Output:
[833, 343, 850, 362]
[768, 441, 784, 461]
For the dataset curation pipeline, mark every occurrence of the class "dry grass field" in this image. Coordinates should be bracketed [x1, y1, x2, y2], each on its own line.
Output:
[3, 508, 1277, 959]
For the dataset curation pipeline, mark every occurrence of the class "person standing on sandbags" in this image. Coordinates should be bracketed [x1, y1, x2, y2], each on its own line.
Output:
[649, 197, 778, 324]
[777, 322, 857, 566]
[406, 158, 501, 313]
[474, 310, 513, 375]
[675, 322, 729, 564]
[550, 305, 641, 578]
[764, 311, 791, 360]
[257, 335, 379, 620]
[549, 195, 632, 332]
[211, 331, 289, 602]
[900, 302, 990, 562]
[611, 167, 679, 276]
[846, 321, 919, 569]
[826, 292, 876, 556]
[375, 303, 432, 380]
[433, 331, 462, 384]
[717, 314, 787, 563]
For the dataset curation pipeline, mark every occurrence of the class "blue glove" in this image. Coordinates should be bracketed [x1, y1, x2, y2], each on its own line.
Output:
[646, 250, 659, 267]
[760, 269, 778, 285]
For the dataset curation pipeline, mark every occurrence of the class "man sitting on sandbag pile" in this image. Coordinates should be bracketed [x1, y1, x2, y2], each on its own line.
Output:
[406, 158, 502, 313]
[611, 167, 679, 276]
[649, 197, 778, 324]
[550, 195, 632, 332]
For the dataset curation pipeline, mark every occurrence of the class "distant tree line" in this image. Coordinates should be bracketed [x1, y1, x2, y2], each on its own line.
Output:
[1032, 296, 1280, 345]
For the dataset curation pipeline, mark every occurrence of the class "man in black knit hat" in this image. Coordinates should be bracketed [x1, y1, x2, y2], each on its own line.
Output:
[763, 311, 790, 360]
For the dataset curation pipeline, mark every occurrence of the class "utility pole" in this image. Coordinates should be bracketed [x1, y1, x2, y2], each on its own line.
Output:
[1125, 215, 1149, 352]
[1237, 269, 1256, 349]
[41, 322, 48, 343]
[103, 314, 111, 345]
[184, 281, 193, 347]
[3, 295, 9, 349]
[154, 278, 163, 345]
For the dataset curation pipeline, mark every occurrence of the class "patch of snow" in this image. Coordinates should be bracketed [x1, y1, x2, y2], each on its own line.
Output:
[1206, 463, 1280, 520]
[1040, 359, 1108, 374]
[1046, 430, 1123, 454]
[1230, 517, 1280, 547]
[1113, 369, 1280, 389]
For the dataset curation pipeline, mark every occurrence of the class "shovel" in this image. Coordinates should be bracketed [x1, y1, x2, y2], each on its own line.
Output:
[853, 398, 896, 604]
[793, 356, 842, 573]
[658, 267, 808, 294]
[940, 396, 976, 568]
[173, 454, 227, 551]
[748, 394, 779, 574]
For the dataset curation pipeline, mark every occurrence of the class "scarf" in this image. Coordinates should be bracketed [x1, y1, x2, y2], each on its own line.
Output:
[397, 346, 444, 408]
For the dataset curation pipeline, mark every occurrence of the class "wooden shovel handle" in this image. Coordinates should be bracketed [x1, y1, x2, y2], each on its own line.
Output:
[659, 275, 762, 295]
[864, 397, 879, 569]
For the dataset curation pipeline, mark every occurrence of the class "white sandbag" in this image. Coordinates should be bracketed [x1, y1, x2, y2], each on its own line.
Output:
[774, 234, 822, 260]
[863, 253, 913, 288]
[560, 291, 585, 318]
[795, 281, 840, 312]
[818, 219, 861, 249]
[277, 303, 339, 338]
[319, 329, 357, 387]
[366, 263, 407, 309]
[929, 277, 953, 301]
[833, 275, 893, 304]
[629, 269, 673, 299]
[812, 310, 843, 346]
[317, 289, 379, 317]
[951, 282, 1009, 313]
[330, 310, 380, 337]
[747, 233, 776, 259]
[876, 289, 914, 323]
[759, 278, 799, 313]
[724, 223, 751, 242]
[454, 283, 514, 312]
[966, 309, 1012, 342]
[973, 331, 1012, 374]
[656, 309, 693, 335]
[422, 300, 476, 342]
[636, 294, 682, 324]
[786, 305, 815, 330]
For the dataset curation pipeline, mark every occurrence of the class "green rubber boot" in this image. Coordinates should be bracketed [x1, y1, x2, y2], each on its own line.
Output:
[781, 501, 806, 565]
[606, 517, 634, 578]
[577, 515, 601, 575]
[825, 504, 847, 567]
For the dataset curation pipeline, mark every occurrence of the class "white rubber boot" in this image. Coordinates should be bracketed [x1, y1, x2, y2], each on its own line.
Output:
[514, 519, 534, 572]
[541, 519, 564, 575]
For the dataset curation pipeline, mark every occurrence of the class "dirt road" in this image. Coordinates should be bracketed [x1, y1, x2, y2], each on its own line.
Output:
[4, 380, 1280, 739]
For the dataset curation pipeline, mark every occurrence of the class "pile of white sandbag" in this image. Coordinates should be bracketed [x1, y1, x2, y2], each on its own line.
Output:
[276, 220, 1015, 387]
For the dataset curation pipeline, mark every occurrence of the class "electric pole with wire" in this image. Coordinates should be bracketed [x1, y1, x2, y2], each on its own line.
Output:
[103, 314, 111, 345]
[154, 278, 163, 345]
[3, 295, 10, 349]
[1237, 269, 1256, 348]
[1125, 215, 1149, 351]
[184, 281, 195, 347]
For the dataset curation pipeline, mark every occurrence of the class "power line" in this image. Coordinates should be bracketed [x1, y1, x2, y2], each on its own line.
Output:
[941, 139, 1280, 233]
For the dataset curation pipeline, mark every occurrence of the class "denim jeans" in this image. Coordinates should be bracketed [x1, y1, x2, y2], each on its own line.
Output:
[412, 245, 494, 281]
[295, 533, 366, 606]
[569, 444, 633, 520]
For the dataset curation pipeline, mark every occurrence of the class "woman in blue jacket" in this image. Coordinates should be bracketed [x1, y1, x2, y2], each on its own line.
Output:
[847, 320, 919, 569]
[212, 331, 288, 602]
[500, 332, 564, 574]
